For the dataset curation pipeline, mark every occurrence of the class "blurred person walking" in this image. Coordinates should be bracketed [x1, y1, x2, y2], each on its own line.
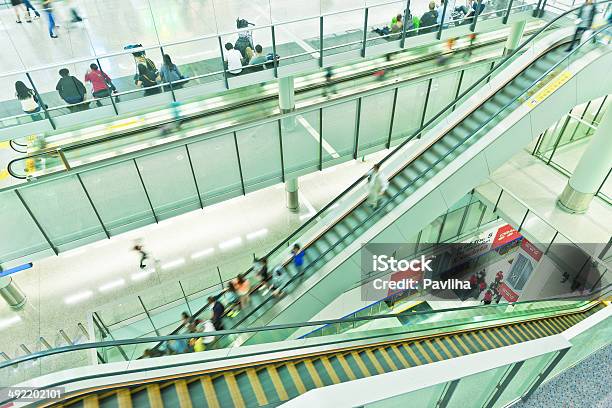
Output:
[366, 164, 388, 209]
[23, 0, 41, 21]
[42, 0, 58, 38]
[566, 0, 597, 52]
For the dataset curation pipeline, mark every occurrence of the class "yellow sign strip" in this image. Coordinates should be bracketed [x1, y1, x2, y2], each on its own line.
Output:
[525, 70, 573, 109]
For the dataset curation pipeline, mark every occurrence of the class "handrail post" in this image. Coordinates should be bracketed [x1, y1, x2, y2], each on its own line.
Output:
[271, 26, 279, 77]
[159, 46, 176, 102]
[503, 0, 515, 24]
[538, 0, 548, 17]
[400, 0, 411, 48]
[319, 16, 324, 67]
[361, 8, 369, 57]
[436, 0, 449, 40]
[470, 0, 484, 32]
[218, 36, 230, 89]
[25, 72, 56, 130]
[95, 58, 119, 115]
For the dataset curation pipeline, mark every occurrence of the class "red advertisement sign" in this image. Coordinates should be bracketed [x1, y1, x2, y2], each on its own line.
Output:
[491, 224, 522, 250]
[520, 239, 543, 262]
[387, 268, 423, 297]
[497, 282, 520, 302]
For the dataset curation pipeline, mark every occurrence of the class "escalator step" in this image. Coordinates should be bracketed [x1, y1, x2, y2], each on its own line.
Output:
[258, 366, 287, 403]
[388, 345, 411, 369]
[472, 330, 496, 349]
[452, 333, 477, 354]
[99, 394, 119, 408]
[332, 354, 357, 381]
[432, 337, 454, 360]
[131, 388, 151, 408]
[146, 384, 163, 408]
[481, 330, 506, 348]
[464, 331, 489, 351]
[294, 361, 319, 391]
[345, 352, 371, 377]
[359, 349, 385, 375]
[245, 369, 269, 406]
[211, 375, 235, 408]
[312, 358, 337, 386]
[439, 336, 464, 357]
[159, 383, 181, 408]
[420, 339, 444, 362]
[399, 343, 424, 366]
[302, 360, 326, 388]
[275, 364, 301, 399]
[368, 349, 392, 373]
[186, 379, 208, 408]
[375, 348, 399, 371]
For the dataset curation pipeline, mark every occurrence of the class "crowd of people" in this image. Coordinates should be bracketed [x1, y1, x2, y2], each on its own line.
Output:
[466, 269, 506, 305]
[141, 244, 306, 358]
[10, 0, 83, 38]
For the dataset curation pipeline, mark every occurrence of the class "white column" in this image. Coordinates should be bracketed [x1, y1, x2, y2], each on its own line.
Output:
[504, 20, 526, 56]
[278, 76, 295, 113]
[0, 276, 27, 310]
[558, 98, 612, 213]
[286, 177, 299, 212]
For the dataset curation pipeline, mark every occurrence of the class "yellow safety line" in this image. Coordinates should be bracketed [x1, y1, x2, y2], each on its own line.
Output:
[557, 315, 576, 328]
[541, 319, 561, 334]
[246, 369, 269, 406]
[320, 357, 341, 384]
[146, 384, 163, 408]
[424, 339, 446, 361]
[200, 377, 220, 408]
[336, 355, 357, 381]
[533, 321, 554, 336]
[286, 362, 307, 395]
[0, 141, 9, 149]
[547, 317, 567, 332]
[413, 341, 435, 363]
[434, 337, 461, 358]
[390, 345, 411, 368]
[0, 169, 9, 180]
[530, 321, 551, 337]
[482, 329, 506, 348]
[175, 380, 193, 408]
[512, 323, 534, 341]
[117, 389, 133, 408]
[403, 344, 425, 366]
[351, 351, 372, 377]
[224, 374, 246, 408]
[498, 326, 521, 344]
[364, 349, 386, 374]
[303, 360, 324, 388]
[453, 335, 473, 355]
[267, 366, 290, 401]
[520, 323, 542, 339]
[378, 348, 399, 371]
[563, 314, 581, 325]
[468, 331, 491, 351]
[83, 396, 99, 408]
[445, 336, 464, 357]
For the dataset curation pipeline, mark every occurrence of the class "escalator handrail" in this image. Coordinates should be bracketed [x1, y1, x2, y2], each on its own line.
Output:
[223, 24, 612, 335]
[0, 288, 607, 370]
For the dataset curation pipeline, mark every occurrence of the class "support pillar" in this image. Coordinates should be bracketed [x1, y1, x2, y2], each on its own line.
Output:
[0, 276, 27, 310]
[278, 76, 296, 130]
[558, 98, 612, 213]
[503, 20, 526, 56]
[286, 178, 299, 213]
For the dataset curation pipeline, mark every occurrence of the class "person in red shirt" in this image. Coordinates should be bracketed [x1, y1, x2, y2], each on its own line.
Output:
[84, 63, 116, 104]
[482, 290, 493, 305]
[495, 271, 504, 283]
[479, 280, 486, 293]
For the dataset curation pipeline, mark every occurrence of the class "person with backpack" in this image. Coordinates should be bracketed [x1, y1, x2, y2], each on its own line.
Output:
[135, 63, 160, 95]
[235, 18, 255, 59]
[15, 81, 43, 120]
[160, 54, 186, 91]
[56, 68, 87, 112]
[85, 63, 117, 106]
[419, 1, 439, 34]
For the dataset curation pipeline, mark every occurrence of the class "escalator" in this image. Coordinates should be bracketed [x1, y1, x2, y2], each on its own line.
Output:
[192, 31, 610, 342]
[6, 29, 523, 180]
[52, 301, 606, 407]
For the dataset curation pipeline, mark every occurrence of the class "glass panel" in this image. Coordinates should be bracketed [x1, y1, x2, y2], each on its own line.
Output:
[390, 80, 429, 144]
[458, 63, 493, 95]
[358, 89, 395, 154]
[0, 190, 50, 261]
[462, 201, 487, 234]
[366, 381, 446, 407]
[235, 121, 283, 191]
[19, 176, 106, 247]
[322, 99, 358, 167]
[418, 214, 444, 251]
[439, 207, 465, 242]
[160, 37, 224, 89]
[135, 147, 200, 219]
[187, 134, 243, 203]
[447, 364, 509, 408]
[323, 9, 364, 56]
[493, 353, 558, 408]
[424, 71, 461, 122]
[275, 18, 320, 66]
[282, 110, 320, 177]
[79, 161, 155, 233]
